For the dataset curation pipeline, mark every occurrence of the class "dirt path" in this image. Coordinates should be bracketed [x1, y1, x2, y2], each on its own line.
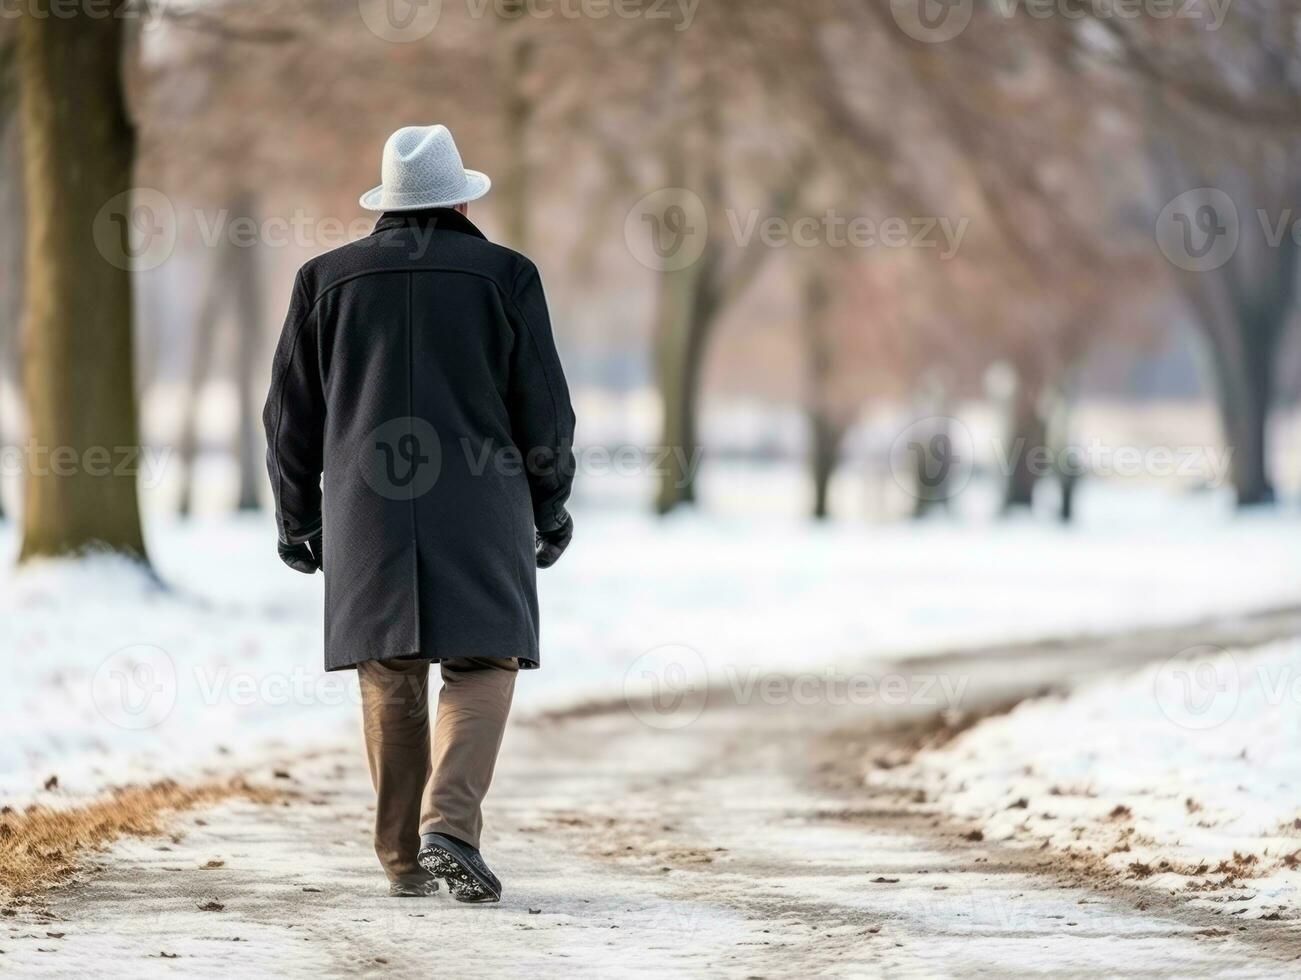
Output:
[7, 609, 1301, 977]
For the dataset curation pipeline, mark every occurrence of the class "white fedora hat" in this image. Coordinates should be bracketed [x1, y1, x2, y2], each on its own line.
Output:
[359, 125, 491, 212]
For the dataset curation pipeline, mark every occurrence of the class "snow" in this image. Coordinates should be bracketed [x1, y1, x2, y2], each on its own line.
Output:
[1, 475, 1301, 806]
[880, 637, 1301, 918]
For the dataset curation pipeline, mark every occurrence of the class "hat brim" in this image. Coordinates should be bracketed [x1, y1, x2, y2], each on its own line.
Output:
[359, 170, 491, 212]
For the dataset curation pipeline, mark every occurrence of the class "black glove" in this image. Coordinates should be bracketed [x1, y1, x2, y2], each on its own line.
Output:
[278, 534, 323, 575]
[535, 511, 572, 569]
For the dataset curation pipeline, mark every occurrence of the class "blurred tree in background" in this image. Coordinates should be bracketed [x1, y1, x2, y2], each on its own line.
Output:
[1123, 9, 1301, 506]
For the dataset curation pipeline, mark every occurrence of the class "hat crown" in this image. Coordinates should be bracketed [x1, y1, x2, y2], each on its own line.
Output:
[381, 125, 468, 200]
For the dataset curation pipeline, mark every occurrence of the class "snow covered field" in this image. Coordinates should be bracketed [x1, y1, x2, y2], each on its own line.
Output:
[1, 477, 1300, 807]
[881, 636, 1301, 919]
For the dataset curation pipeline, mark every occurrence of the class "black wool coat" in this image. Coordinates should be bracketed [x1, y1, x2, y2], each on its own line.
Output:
[263, 208, 576, 671]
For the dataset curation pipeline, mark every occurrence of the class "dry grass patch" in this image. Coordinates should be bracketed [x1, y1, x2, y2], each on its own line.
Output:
[0, 777, 281, 897]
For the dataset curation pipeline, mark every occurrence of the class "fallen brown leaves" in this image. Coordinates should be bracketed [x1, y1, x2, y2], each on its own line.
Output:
[0, 778, 280, 897]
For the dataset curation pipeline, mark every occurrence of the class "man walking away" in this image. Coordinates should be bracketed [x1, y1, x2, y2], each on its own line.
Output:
[263, 124, 576, 901]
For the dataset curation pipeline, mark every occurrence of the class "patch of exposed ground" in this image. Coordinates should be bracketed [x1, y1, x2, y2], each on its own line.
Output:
[0, 777, 282, 898]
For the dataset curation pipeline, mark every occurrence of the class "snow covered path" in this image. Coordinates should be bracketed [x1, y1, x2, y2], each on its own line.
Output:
[6, 616, 1301, 977]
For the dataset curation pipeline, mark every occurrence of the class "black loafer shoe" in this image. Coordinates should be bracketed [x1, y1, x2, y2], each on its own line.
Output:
[417, 833, 502, 903]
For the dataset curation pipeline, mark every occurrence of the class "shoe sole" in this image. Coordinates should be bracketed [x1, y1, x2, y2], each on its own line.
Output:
[417, 843, 501, 904]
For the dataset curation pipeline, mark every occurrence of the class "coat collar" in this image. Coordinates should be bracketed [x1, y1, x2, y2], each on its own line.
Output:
[370, 207, 488, 240]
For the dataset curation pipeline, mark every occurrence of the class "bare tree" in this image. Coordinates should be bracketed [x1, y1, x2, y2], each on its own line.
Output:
[1092, 6, 1301, 504]
[631, 2, 867, 513]
[861, 7, 1162, 514]
[1150, 143, 1299, 506]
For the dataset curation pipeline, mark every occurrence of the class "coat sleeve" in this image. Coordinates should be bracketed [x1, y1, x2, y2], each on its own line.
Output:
[505, 258, 577, 532]
[263, 270, 325, 545]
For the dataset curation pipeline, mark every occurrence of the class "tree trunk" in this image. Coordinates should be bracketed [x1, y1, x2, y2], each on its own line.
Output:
[676, 309, 709, 507]
[176, 250, 227, 517]
[17, 5, 147, 561]
[653, 254, 706, 515]
[801, 265, 843, 521]
[1045, 383, 1079, 524]
[810, 412, 842, 521]
[494, 6, 535, 251]
[910, 395, 956, 518]
[1058, 471, 1078, 523]
[1001, 370, 1045, 514]
[230, 191, 265, 512]
[653, 231, 726, 515]
[0, 55, 22, 523]
[1210, 316, 1275, 506]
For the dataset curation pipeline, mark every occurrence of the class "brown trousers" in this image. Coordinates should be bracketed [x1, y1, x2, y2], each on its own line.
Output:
[357, 656, 517, 883]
